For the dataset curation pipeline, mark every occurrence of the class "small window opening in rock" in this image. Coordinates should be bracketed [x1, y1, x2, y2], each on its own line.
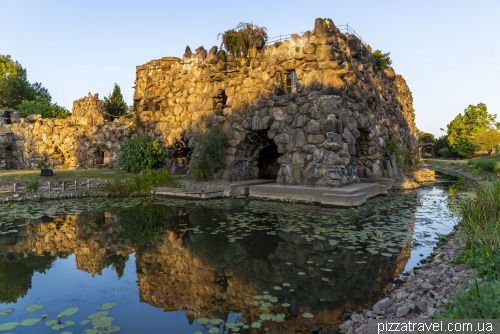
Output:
[173, 140, 191, 158]
[284, 71, 298, 94]
[212, 90, 227, 115]
[258, 140, 281, 179]
[4, 110, 11, 124]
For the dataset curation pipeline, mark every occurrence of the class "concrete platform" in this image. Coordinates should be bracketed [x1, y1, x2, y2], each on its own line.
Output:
[154, 178, 390, 207]
[248, 182, 387, 207]
[359, 177, 395, 189]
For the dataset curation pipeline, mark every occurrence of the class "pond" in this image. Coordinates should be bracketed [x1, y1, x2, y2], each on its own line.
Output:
[0, 175, 463, 333]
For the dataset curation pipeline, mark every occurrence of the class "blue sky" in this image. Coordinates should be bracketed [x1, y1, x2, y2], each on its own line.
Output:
[2, 0, 499, 136]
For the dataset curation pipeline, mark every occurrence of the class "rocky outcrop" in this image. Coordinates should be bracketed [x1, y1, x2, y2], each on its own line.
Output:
[133, 18, 418, 186]
[0, 94, 135, 169]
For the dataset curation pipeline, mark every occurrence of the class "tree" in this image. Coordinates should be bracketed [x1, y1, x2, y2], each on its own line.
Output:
[104, 83, 128, 117]
[218, 22, 268, 57]
[447, 103, 497, 155]
[417, 130, 436, 144]
[0, 54, 51, 109]
[434, 135, 453, 157]
[373, 50, 392, 69]
[473, 128, 500, 155]
[18, 96, 70, 119]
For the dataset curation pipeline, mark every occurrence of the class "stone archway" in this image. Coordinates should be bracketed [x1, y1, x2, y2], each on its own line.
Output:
[420, 143, 434, 159]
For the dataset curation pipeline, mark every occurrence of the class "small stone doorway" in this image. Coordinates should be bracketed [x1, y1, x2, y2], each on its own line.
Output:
[257, 139, 280, 179]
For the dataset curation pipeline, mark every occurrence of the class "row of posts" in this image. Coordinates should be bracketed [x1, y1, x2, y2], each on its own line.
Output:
[12, 180, 98, 192]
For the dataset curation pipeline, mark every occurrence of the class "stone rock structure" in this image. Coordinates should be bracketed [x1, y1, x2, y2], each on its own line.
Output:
[133, 18, 418, 186]
[71, 93, 109, 126]
[0, 95, 135, 169]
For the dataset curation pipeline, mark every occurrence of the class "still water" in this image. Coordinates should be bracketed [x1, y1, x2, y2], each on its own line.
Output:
[0, 176, 462, 333]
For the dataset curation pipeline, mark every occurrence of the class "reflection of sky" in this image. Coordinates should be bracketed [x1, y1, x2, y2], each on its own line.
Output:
[403, 182, 459, 272]
[0, 254, 196, 334]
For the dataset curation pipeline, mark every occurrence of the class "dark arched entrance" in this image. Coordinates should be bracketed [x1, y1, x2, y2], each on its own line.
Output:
[258, 140, 280, 179]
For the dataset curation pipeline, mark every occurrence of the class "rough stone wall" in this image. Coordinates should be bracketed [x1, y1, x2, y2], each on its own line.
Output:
[133, 18, 418, 186]
[72, 93, 108, 126]
[0, 95, 135, 170]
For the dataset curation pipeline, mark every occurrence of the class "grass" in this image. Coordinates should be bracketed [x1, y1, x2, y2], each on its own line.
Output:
[442, 179, 500, 318]
[0, 168, 142, 185]
[428, 154, 500, 180]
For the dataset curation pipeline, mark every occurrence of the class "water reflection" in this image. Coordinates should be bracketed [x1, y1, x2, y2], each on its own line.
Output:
[0, 200, 417, 331]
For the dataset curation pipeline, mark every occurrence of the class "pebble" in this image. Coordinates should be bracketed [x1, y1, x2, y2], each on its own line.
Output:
[396, 306, 410, 318]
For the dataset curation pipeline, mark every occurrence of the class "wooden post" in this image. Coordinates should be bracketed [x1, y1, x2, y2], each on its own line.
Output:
[74, 181, 77, 191]
[62, 181, 65, 192]
[13, 183, 16, 192]
[48, 181, 51, 192]
[87, 180, 90, 190]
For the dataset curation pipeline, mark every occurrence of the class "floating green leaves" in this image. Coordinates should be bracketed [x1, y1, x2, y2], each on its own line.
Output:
[251, 322, 262, 328]
[60, 307, 79, 316]
[0, 322, 19, 330]
[25, 304, 43, 312]
[196, 318, 210, 326]
[98, 302, 117, 311]
[46, 320, 58, 326]
[209, 328, 219, 334]
[210, 319, 224, 325]
[88, 311, 108, 320]
[20, 318, 40, 326]
[0, 308, 14, 316]
[281, 303, 291, 307]
[302, 313, 314, 318]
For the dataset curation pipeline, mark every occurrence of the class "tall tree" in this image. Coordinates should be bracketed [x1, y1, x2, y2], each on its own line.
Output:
[417, 130, 436, 144]
[0, 54, 51, 109]
[447, 103, 497, 156]
[473, 128, 500, 155]
[104, 83, 128, 116]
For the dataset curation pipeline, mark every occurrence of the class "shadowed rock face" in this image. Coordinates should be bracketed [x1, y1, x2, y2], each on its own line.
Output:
[134, 17, 418, 186]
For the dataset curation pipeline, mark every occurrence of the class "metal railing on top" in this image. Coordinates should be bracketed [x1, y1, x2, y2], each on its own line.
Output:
[265, 23, 366, 46]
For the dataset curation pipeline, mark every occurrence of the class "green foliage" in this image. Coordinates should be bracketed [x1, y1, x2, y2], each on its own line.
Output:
[454, 245, 500, 281]
[104, 83, 128, 117]
[447, 103, 497, 152]
[107, 254, 128, 280]
[373, 50, 392, 69]
[218, 22, 268, 57]
[0, 54, 51, 109]
[443, 280, 500, 319]
[386, 137, 401, 154]
[26, 179, 37, 191]
[454, 138, 477, 157]
[18, 96, 70, 119]
[190, 127, 227, 180]
[459, 180, 500, 249]
[117, 203, 177, 246]
[473, 128, 500, 155]
[345, 89, 357, 99]
[101, 169, 178, 196]
[118, 135, 165, 174]
[417, 130, 436, 144]
[438, 147, 453, 158]
[434, 135, 452, 157]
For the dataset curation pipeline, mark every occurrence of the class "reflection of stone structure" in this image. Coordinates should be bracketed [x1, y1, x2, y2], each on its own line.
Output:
[0, 213, 133, 276]
[134, 18, 418, 185]
[134, 206, 411, 329]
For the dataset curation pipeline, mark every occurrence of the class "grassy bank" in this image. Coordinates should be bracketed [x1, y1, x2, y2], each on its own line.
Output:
[428, 155, 500, 180]
[441, 180, 500, 318]
[0, 168, 133, 185]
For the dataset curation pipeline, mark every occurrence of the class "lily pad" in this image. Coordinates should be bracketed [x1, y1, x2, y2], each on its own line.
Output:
[210, 319, 224, 325]
[302, 313, 314, 318]
[79, 320, 91, 325]
[281, 302, 291, 307]
[25, 304, 43, 312]
[209, 328, 219, 334]
[273, 286, 282, 290]
[61, 332, 73, 334]
[88, 311, 108, 320]
[46, 320, 58, 326]
[196, 318, 210, 326]
[298, 272, 306, 276]
[20, 318, 40, 326]
[0, 322, 19, 330]
[251, 322, 262, 328]
[98, 302, 117, 310]
[0, 308, 14, 316]
[52, 324, 66, 330]
[60, 307, 79, 317]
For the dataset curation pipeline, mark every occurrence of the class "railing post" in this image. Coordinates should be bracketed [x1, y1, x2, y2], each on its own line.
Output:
[13, 183, 16, 192]
[62, 181, 65, 192]
[75, 180, 77, 191]
[87, 180, 90, 190]
[48, 181, 51, 192]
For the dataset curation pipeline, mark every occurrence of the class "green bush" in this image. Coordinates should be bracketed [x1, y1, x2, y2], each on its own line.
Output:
[190, 127, 227, 180]
[373, 50, 393, 69]
[118, 135, 164, 173]
[494, 163, 500, 174]
[386, 137, 401, 154]
[218, 22, 268, 57]
[26, 179, 37, 192]
[454, 245, 500, 281]
[438, 147, 453, 158]
[475, 159, 497, 172]
[444, 280, 500, 319]
[101, 169, 178, 196]
[453, 138, 477, 157]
